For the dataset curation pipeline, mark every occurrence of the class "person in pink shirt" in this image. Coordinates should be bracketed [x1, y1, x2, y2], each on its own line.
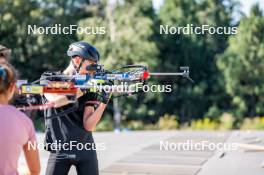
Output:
[0, 62, 40, 175]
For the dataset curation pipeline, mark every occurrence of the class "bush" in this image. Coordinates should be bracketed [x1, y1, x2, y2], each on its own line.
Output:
[96, 117, 114, 131]
[241, 117, 264, 130]
[156, 114, 178, 130]
[126, 120, 145, 130]
[190, 118, 219, 130]
[219, 113, 234, 130]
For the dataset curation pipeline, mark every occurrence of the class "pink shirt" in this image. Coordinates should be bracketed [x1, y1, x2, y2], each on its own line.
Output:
[0, 105, 36, 175]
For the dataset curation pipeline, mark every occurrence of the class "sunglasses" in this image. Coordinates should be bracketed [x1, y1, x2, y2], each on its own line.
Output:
[71, 55, 80, 59]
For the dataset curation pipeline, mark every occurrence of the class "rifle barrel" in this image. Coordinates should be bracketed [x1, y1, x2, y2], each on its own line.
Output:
[149, 72, 184, 76]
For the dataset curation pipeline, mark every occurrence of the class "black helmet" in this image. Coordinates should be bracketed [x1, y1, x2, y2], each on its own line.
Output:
[67, 41, 100, 62]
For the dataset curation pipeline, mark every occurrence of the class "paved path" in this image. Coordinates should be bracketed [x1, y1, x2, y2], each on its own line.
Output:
[198, 131, 264, 175]
[100, 131, 229, 175]
[19, 131, 264, 175]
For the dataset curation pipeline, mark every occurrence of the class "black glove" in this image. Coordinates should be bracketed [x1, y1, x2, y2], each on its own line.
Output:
[99, 90, 112, 104]
[98, 81, 114, 104]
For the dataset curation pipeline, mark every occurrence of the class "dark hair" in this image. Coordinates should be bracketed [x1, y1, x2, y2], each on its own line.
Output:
[0, 62, 17, 94]
[0, 45, 11, 61]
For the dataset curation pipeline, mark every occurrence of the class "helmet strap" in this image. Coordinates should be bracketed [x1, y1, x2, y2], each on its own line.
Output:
[71, 58, 85, 74]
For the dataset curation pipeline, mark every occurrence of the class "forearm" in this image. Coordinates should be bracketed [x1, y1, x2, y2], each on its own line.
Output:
[44, 89, 83, 108]
[44, 94, 69, 107]
[23, 141, 41, 175]
[84, 103, 107, 131]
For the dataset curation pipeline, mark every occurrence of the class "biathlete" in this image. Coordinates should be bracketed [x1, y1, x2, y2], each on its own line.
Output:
[42, 41, 111, 175]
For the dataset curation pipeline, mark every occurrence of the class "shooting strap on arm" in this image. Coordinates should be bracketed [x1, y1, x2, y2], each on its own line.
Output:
[78, 92, 99, 109]
[84, 100, 100, 108]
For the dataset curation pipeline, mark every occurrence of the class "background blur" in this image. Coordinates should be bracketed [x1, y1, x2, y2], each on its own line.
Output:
[1, 0, 264, 131]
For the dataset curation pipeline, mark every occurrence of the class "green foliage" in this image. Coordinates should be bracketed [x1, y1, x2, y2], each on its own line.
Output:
[96, 116, 114, 131]
[0, 0, 90, 80]
[219, 113, 234, 130]
[156, 114, 179, 130]
[77, 0, 160, 123]
[184, 113, 234, 130]
[33, 118, 45, 132]
[217, 4, 264, 119]
[125, 114, 179, 131]
[126, 120, 145, 130]
[154, 0, 236, 122]
[77, 0, 158, 68]
[241, 117, 264, 130]
[189, 117, 219, 130]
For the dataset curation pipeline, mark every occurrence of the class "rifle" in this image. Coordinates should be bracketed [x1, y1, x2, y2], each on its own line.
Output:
[15, 64, 193, 111]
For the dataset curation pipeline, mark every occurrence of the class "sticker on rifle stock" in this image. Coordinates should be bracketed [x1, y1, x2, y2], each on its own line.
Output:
[21, 85, 44, 94]
[106, 74, 124, 80]
[73, 74, 87, 80]
[122, 73, 129, 79]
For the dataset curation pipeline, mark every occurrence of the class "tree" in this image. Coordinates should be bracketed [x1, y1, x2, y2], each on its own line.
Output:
[217, 4, 264, 122]
[77, 0, 159, 126]
[155, 0, 236, 122]
[0, 0, 91, 80]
